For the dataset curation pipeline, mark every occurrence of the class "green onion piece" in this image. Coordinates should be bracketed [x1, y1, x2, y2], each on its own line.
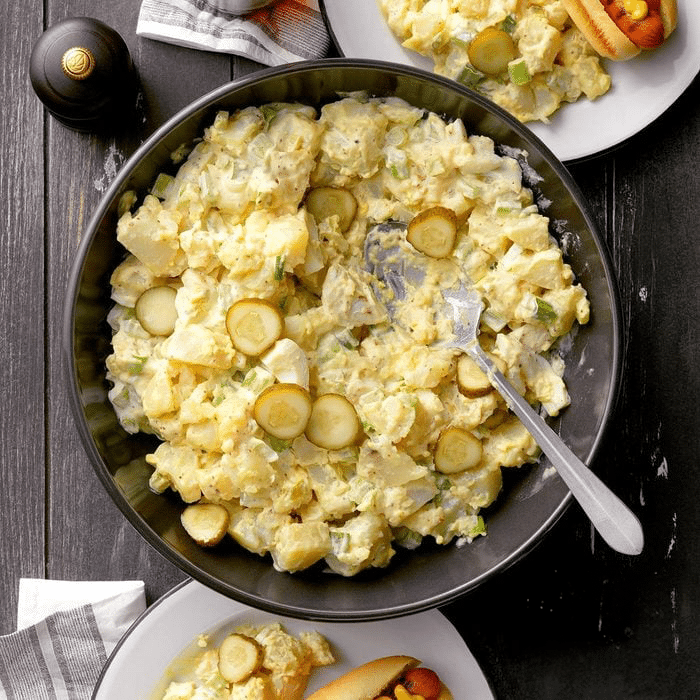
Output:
[535, 298, 558, 324]
[241, 370, 257, 387]
[273, 255, 285, 281]
[508, 58, 531, 86]
[127, 355, 148, 375]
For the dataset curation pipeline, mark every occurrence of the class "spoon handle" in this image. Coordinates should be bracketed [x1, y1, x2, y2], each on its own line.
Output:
[468, 345, 644, 556]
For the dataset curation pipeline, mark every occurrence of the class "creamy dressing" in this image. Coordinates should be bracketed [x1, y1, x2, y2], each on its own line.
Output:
[377, 0, 611, 123]
[107, 96, 589, 576]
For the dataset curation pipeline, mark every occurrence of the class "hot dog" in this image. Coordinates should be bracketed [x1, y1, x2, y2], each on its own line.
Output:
[305, 656, 453, 700]
[562, 0, 677, 60]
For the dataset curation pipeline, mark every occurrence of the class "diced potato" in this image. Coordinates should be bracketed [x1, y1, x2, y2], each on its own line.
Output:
[305, 186, 358, 232]
[180, 503, 230, 546]
[305, 394, 362, 450]
[226, 298, 284, 356]
[435, 427, 483, 474]
[254, 383, 313, 440]
[218, 633, 262, 683]
[407, 207, 457, 258]
[135, 286, 178, 336]
[272, 521, 331, 572]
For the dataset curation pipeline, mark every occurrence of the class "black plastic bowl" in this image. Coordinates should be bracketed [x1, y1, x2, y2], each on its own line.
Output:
[63, 59, 621, 621]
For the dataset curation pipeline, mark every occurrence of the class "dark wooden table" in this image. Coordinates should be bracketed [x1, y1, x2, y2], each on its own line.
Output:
[2, 3, 698, 697]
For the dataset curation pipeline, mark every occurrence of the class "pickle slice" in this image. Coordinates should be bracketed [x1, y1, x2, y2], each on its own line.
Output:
[305, 186, 358, 232]
[305, 394, 362, 450]
[226, 298, 283, 356]
[218, 634, 262, 684]
[406, 206, 458, 258]
[253, 383, 313, 440]
[180, 503, 230, 547]
[434, 427, 483, 474]
[468, 27, 517, 76]
[135, 286, 178, 336]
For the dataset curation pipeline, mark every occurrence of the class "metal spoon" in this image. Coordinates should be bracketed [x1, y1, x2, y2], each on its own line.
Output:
[364, 222, 644, 556]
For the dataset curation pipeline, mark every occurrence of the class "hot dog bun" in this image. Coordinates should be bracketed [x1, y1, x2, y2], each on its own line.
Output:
[562, 0, 677, 61]
[305, 656, 422, 700]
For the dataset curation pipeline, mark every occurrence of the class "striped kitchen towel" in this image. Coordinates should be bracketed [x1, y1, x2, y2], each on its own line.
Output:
[136, 0, 331, 66]
[0, 579, 145, 699]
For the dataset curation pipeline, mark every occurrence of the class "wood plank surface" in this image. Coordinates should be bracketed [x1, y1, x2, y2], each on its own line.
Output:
[1, 0, 698, 695]
[0, 0, 47, 631]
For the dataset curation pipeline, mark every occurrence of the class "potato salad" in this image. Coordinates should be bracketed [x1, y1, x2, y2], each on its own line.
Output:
[159, 623, 334, 700]
[377, 0, 611, 122]
[106, 95, 589, 576]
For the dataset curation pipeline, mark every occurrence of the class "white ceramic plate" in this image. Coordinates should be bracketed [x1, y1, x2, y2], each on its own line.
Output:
[93, 579, 495, 699]
[320, 0, 699, 162]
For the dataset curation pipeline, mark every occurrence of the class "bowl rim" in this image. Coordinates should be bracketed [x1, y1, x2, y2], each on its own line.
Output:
[62, 58, 623, 620]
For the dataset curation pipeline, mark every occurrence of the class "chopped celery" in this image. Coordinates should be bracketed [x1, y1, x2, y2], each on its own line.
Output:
[535, 298, 558, 324]
[469, 516, 487, 537]
[500, 14, 517, 34]
[150, 173, 174, 200]
[260, 104, 280, 127]
[273, 255, 286, 281]
[508, 58, 531, 86]
[482, 309, 508, 332]
[435, 473, 452, 491]
[330, 530, 351, 554]
[394, 526, 423, 550]
[457, 65, 485, 88]
[266, 435, 291, 453]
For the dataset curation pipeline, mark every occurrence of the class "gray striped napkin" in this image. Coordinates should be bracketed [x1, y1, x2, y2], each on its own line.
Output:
[136, 0, 331, 66]
[0, 579, 145, 699]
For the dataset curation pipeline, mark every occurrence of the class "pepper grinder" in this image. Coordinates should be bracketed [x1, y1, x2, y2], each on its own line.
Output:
[29, 17, 139, 132]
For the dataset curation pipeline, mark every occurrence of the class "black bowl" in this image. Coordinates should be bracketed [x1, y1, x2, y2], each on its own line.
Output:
[63, 59, 621, 621]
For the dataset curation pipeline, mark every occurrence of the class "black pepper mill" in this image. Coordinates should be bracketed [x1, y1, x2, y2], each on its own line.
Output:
[29, 17, 139, 132]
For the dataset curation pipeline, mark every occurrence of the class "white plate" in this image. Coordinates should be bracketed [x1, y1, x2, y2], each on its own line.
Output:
[93, 579, 495, 699]
[321, 0, 699, 162]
